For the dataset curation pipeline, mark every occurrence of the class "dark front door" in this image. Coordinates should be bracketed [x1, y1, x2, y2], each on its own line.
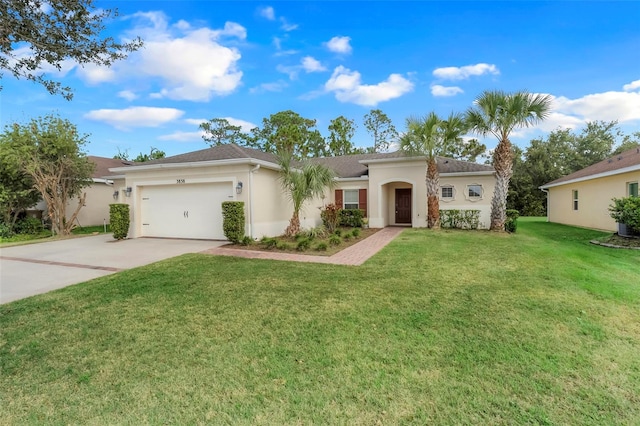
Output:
[395, 188, 412, 224]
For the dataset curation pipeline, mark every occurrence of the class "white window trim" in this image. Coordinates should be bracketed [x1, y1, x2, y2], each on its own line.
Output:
[343, 189, 359, 210]
[572, 190, 579, 211]
[465, 183, 484, 202]
[439, 185, 456, 202]
[628, 181, 639, 197]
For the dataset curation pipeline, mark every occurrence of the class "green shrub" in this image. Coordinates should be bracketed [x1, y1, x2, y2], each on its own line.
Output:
[262, 238, 277, 249]
[505, 209, 520, 233]
[334, 229, 342, 237]
[339, 209, 364, 227]
[609, 196, 640, 233]
[329, 234, 341, 246]
[343, 233, 352, 241]
[109, 204, 130, 240]
[440, 209, 481, 230]
[222, 201, 245, 243]
[315, 242, 328, 251]
[277, 241, 291, 251]
[304, 225, 327, 240]
[241, 236, 253, 246]
[296, 238, 311, 251]
[0, 222, 14, 238]
[15, 217, 43, 235]
[352, 228, 361, 238]
[321, 203, 341, 233]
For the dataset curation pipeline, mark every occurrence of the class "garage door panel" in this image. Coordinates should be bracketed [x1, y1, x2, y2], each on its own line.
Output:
[141, 183, 233, 240]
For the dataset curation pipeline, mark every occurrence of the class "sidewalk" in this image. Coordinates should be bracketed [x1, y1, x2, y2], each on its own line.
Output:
[201, 227, 405, 266]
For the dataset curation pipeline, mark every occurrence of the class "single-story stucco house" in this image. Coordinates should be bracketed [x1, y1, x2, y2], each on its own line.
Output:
[108, 144, 496, 240]
[34, 156, 134, 227]
[540, 146, 640, 231]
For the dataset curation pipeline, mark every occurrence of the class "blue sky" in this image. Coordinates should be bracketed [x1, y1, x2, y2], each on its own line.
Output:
[2, 1, 639, 159]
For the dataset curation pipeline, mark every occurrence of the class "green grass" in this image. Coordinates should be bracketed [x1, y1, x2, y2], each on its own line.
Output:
[0, 224, 110, 247]
[1, 218, 639, 424]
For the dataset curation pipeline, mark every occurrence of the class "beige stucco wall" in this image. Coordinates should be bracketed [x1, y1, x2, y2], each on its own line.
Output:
[364, 159, 496, 229]
[116, 163, 325, 239]
[67, 183, 115, 227]
[547, 171, 640, 231]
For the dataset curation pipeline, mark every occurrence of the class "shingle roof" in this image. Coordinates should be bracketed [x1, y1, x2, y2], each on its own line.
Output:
[140, 144, 279, 166]
[542, 146, 640, 187]
[310, 152, 494, 178]
[108, 144, 494, 178]
[88, 156, 135, 179]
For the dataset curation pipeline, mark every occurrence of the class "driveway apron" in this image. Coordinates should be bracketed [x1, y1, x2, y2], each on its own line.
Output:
[0, 235, 224, 304]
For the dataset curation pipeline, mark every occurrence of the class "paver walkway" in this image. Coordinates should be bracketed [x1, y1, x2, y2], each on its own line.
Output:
[201, 226, 405, 266]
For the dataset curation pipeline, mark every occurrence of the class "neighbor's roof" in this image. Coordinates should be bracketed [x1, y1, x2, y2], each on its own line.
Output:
[88, 156, 134, 179]
[541, 146, 640, 189]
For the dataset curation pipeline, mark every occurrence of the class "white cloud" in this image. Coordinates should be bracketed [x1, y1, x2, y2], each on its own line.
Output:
[74, 63, 116, 84]
[98, 12, 245, 102]
[276, 64, 298, 80]
[158, 131, 203, 142]
[623, 79, 640, 92]
[324, 36, 352, 54]
[301, 56, 326, 73]
[431, 84, 464, 97]
[84, 107, 184, 129]
[433, 63, 499, 80]
[280, 18, 299, 31]
[184, 118, 208, 125]
[250, 80, 288, 93]
[117, 90, 138, 101]
[551, 91, 640, 124]
[258, 6, 275, 20]
[324, 66, 414, 106]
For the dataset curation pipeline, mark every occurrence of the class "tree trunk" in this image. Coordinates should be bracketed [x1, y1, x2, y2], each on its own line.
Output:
[490, 139, 513, 231]
[426, 158, 440, 229]
[285, 211, 301, 237]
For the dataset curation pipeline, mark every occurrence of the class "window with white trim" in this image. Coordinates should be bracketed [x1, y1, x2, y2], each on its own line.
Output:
[573, 190, 579, 210]
[343, 189, 359, 210]
[467, 184, 482, 199]
[628, 182, 639, 197]
[440, 185, 455, 200]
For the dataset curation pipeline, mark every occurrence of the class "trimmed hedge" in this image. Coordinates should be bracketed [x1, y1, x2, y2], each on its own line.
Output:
[609, 196, 640, 234]
[440, 209, 481, 230]
[109, 204, 130, 240]
[222, 201, 245, 243]
[505, 209, 520, 233]
[339, 209, 364, 227]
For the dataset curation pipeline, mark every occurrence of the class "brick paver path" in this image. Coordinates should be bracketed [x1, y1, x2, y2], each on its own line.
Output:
[201, 227, 405, 266]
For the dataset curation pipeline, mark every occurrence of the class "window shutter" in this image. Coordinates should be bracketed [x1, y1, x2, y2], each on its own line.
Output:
[335, 189, 343, 207]
[358, 189, 367, 217]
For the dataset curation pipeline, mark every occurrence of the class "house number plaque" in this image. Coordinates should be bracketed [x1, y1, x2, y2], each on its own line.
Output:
[176, 179, 185, 184]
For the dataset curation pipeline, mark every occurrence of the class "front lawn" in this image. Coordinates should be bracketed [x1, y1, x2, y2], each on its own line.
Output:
[1, 218, 639, 424]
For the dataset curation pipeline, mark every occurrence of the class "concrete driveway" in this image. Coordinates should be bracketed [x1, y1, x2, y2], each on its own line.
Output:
[0, 235, 225, 304]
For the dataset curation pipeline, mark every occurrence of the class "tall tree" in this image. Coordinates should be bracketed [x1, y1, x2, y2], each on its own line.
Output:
[363, 109, 398, 153]
[327, 116, 363, 156]
[440, 137, 487, 163]
[277, 150, 335, 237]
[200, 118, 247, 147]
[1, 0, 142, 99]
[400, 112, 467, 229]
[3, 115, 94, 235]
[113, 147, 166, 162]
[0, 140, 41, 231]
[466, 90, 552, 230]
[251, 110, 326, 159]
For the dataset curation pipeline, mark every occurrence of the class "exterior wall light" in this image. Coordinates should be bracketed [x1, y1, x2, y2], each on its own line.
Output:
[113, 190, 119, 200]
[124, 187, 133, 197]
[236, 182, 243, 194]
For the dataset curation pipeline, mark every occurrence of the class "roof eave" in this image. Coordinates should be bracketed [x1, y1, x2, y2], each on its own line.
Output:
[109, 158, 280, 173]
[539, 164, 640, 189]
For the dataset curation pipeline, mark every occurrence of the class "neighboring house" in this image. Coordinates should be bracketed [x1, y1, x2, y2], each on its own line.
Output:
[108, 144, 496, 240]
[35, 156, 135, 227]
[540, 147, 640, 231]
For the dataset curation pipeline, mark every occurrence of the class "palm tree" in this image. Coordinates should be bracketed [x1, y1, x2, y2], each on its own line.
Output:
[277, 151, 335, 237]
[466, 90, 552, 230]
[400, 112, 467, 229]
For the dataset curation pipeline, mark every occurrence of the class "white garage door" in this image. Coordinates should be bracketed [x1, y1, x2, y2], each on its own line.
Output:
[140, 183, 234, 240]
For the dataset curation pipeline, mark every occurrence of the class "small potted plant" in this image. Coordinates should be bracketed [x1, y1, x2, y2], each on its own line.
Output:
[362, 217, 369, 229]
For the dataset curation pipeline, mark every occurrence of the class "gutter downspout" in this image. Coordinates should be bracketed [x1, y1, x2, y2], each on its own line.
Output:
[540, 188, 549, 222]
[249, 164, 260, 239]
